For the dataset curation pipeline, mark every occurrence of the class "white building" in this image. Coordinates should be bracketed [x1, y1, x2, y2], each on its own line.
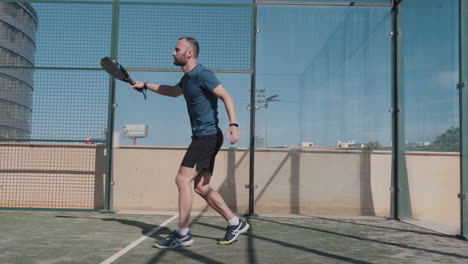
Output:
[338, 140, 367, 149]
[0, 3, 37, 139]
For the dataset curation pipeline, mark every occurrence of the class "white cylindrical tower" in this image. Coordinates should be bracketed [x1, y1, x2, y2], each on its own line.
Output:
[0, 2, 37, 139]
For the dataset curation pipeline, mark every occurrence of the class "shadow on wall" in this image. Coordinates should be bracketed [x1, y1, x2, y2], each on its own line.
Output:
[218, 149, 382, 216]
[215, 148, 249, 214]
[94, 146, 106, 209]
[360, 151, 375, 216]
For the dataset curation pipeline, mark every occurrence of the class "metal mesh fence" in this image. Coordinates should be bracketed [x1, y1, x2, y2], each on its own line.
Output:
[0, 1, 114, 210]
[0, 142, 105, 209]
[32, 3, 113, 68]
[0, 0, 254, 210]
[30, 69, 109, 141]
[118, 4, 252, 71]
[0, 2, 113, 142]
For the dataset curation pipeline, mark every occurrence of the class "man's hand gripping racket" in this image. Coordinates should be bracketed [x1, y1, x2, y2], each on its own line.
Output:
[100, 57, 147, 99]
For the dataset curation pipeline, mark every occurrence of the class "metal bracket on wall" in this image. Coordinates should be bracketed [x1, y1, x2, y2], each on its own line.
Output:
[457, 82, 466, 90]
[458, 193, 467, 200]
[245, 185, 258, 189]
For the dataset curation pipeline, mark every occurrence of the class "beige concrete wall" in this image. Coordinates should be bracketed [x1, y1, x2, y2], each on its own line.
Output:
[112, 146, 461, 234]
[113, 147, 392, 216]
[405, 152, 460, 233]
[111, 146, 250, 212]
[252, 149, 373, 215]
[369, 152, 392, 216]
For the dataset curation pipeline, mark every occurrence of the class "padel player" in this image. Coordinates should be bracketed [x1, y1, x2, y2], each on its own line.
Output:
[131, 37, 249, 248]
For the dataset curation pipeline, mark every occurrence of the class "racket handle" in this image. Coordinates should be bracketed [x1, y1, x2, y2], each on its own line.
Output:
[135, 88, 147, 99]
[131, 81, 146, 100]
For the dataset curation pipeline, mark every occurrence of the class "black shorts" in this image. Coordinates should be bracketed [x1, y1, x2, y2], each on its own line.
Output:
[181, 132, 223, 174]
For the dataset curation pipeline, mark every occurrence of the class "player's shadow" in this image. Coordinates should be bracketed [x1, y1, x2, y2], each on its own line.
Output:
[55, 215, 171, 240]
[102, 218, 173, 239]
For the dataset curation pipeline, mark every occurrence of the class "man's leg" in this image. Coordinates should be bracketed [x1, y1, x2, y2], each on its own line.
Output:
[193, 170, 235, 221]
[176, 165, 202, 228]
[153, 165, 200, 249]
[194, 171, 249, 245]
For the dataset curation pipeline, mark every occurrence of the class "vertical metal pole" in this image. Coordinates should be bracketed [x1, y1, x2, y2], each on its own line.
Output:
[390, 0, 400, 220]
[458, 0, 468, 239]
[246, 2, 258, 217]
[390, 0, 412, 220]
[103, 0, 119, 212]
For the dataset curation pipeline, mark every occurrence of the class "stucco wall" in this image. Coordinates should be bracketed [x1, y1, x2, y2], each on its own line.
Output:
[112, 146, 460, 233]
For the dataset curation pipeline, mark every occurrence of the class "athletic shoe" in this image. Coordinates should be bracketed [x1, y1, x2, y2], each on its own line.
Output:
[217, 219, 250, 245]
[153, 231, 194, 249]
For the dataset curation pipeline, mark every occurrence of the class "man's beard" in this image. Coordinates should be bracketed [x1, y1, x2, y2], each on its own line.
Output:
[173, 56, 187, 66]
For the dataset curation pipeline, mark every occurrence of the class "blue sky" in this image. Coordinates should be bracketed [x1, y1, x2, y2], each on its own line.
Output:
[402, 2, 459, 143]
[27, 0, 460, 148]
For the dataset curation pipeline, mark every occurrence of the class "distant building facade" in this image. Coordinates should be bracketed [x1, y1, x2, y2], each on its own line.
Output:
[338, 140, 367, 149]
[405, 141, 431, 148]
[301, 141, 315, 147]
[0, 2, 37, 139]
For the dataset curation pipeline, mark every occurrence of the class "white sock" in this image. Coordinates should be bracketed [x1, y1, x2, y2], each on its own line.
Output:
[176, 227, 190, 236]
[228, 216, 240, 226]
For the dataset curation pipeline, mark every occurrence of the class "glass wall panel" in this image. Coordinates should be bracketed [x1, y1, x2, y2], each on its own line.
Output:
[401, 0, 460, 234]
[254, 4, 392, 215]
[256, 5, 391, 149]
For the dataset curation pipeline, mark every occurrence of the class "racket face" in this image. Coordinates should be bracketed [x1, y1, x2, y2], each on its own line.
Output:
[100, 57, 134, 84]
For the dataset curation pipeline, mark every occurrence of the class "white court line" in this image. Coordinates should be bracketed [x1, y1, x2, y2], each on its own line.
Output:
[100, 214, 178, 264]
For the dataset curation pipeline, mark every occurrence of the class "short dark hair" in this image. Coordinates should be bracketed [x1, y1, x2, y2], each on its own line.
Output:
[179, 37, 199, 58]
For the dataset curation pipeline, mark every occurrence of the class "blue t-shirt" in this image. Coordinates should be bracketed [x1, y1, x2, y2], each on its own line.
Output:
[178, 64, 221, 136]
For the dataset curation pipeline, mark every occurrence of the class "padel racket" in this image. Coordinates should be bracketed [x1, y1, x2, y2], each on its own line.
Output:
[100, 57, 147, 99]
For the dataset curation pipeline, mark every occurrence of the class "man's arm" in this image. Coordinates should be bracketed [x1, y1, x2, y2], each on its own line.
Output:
[131, 81, 183, 98]
[212, 84, 240, 144]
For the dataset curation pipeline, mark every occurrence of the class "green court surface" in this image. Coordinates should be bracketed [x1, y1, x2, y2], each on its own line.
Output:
[1, 211, 468, 264]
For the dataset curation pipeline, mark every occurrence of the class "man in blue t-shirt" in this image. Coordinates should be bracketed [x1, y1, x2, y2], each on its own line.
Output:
[132, 37, 249, 248]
